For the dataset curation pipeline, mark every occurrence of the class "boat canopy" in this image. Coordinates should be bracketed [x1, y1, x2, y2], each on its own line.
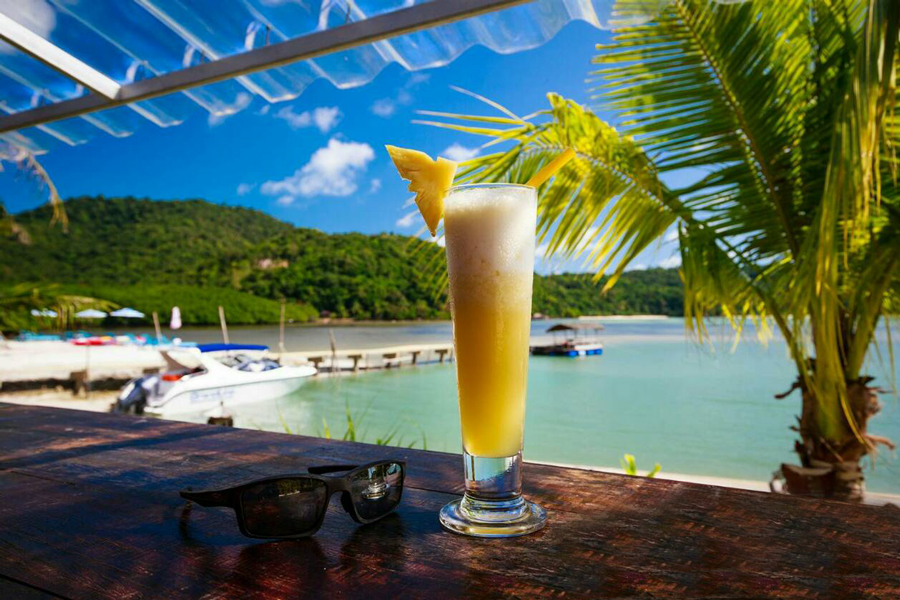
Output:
[546, 322, 604, 333]
[196, 343, 269, 353]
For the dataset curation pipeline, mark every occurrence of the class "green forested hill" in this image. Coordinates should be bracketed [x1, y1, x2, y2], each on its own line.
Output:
[533, 270, 683, 317]
[1, 197, 684, 324]
[197, 229, 446, 320]
[0, 196, 292, 284]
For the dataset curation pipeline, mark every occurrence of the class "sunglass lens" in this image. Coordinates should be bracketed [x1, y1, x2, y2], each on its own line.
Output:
[240, 478, 327, 537]
[349, 462, 404, 521]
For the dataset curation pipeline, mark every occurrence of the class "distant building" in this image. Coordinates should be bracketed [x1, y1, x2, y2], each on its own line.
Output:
[256, 258, 289, 270]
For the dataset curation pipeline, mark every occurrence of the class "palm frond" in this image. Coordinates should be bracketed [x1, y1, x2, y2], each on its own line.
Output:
[599, 1, 810, 252]
[20, 153, 67, 231]
[419, 0, 900, 460]
[424, 93, 684, 287]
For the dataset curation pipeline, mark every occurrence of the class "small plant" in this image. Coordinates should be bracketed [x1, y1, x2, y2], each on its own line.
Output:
[305, 401, 428, 450]
[620, 454, 661, 478]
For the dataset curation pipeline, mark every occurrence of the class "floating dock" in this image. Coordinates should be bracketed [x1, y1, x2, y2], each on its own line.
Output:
[530, 322, 604, 357]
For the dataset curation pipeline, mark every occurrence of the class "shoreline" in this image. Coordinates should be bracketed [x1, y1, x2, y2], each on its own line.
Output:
[2, 391, 896, 505]
[10, 314, 677, 333]
[577, 314, 670, 321]
[533, 459, 900, 507]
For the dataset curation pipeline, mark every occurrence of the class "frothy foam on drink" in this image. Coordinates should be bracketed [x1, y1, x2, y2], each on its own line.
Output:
[444, 186, 537, 278]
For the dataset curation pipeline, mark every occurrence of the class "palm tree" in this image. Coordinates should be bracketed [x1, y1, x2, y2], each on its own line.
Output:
[422, 0, 899, 500]
[0, 151, 67, 243]
[0, 284, 116, 334]
[0, 200, 31, 244]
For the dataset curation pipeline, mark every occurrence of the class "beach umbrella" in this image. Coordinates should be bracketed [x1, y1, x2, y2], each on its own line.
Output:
[30, 309, 58, 317]
[75, 309, 108, 319]
[110, 307, 145, 319]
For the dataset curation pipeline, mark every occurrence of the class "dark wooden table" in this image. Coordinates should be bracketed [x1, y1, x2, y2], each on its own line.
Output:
[1, 403, 899, 599]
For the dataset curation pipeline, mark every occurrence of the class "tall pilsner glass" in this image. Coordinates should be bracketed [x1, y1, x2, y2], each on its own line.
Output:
[438, 183, 546, 537]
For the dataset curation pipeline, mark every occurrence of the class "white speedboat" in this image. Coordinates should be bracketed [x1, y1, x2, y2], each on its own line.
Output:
[115, 344, 316, 418]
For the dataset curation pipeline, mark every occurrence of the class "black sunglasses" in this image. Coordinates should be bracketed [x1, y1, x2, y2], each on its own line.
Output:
[180, 460, 405, 539]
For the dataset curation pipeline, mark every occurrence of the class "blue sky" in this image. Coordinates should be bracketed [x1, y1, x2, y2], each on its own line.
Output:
[0, 19, 682, 274]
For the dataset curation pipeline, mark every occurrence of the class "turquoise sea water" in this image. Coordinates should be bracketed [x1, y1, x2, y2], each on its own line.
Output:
[165, 319, 900, 494]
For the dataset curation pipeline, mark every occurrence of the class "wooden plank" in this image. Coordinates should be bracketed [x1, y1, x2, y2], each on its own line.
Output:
[0, 574, 62, 599]
[0, 404, 899, 598]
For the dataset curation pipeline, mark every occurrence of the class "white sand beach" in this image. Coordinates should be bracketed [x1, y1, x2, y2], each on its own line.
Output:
[0, 340, 166, 383]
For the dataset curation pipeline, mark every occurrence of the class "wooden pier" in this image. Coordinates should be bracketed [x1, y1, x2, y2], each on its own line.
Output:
[280, 343, 454, 373]
[0, 341, 454, 395]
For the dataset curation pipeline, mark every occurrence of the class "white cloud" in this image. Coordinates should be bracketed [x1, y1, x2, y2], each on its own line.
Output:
[628, 263, 647, 271]
[208, 92, 252, 126]
[442, 143, 479, 162]
[369, 178, 382, 193]
[275, 105, 342, 133]
[664, 229, 679, 243]
[261, 138, 375, 203]
[396, 210, 419, 229]
[258, 105, 271, 116]
[396, 89, 413, 105]
[577, 226, 599, 256]
[236, 183, 255, 196]
[371, 99, 396, 118]
[275, 106, 311, 128]
[659, 255, 682, 269]
[276, 195, 295, 206]
[535, 243, 549, 258]
[371, 73, 431, 118]
[312, 106, 341, 133]
[0, 1, 55, 55]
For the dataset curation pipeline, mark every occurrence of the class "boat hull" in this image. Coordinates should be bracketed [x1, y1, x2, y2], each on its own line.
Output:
[145, 376, 310, 418]
[531, 344, 604, 357]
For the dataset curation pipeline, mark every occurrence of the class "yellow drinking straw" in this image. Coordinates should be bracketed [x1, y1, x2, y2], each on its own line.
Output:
[525, 148, 577, 188]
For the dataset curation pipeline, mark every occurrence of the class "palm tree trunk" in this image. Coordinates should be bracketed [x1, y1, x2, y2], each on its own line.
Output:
[779, 375, 891, 502]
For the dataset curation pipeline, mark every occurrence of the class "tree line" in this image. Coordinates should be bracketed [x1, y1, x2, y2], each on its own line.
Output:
[0, 197, 684, 325]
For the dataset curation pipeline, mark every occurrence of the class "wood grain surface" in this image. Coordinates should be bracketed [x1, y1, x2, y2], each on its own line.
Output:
[1, 403, 898, 599]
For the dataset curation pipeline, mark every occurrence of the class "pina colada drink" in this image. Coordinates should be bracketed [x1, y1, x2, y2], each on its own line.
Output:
[387, 144, 574, 537]
[440, 183, 545, 536]
[444, 184, 536, 458]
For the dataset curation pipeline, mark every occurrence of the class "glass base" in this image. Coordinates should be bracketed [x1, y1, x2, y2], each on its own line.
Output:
[439, 450, 546, 538]
[439, 496, 546, 538]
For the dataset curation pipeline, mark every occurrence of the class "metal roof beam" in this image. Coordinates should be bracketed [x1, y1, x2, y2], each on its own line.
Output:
[0, 0, 529, 134]
[0, 11, 120, 100]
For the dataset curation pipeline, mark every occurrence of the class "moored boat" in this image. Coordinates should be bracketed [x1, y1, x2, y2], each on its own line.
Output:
[114, 344, 316, 417]
[530, 323, 604, 357]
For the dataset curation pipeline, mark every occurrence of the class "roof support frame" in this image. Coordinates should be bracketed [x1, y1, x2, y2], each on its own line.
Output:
[0, 11, 120, 100]
[0, 0, 530, 135]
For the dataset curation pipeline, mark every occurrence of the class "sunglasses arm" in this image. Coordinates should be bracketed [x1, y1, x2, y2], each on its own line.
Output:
[180, 489, 233, 507]
[307, 465, 359, 475]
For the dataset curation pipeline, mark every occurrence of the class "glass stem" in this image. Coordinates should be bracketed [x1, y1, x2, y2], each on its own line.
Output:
[460, 450, 527, 521]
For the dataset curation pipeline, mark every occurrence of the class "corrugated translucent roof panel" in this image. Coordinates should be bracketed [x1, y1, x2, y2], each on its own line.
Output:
[0, 0, 679, 159]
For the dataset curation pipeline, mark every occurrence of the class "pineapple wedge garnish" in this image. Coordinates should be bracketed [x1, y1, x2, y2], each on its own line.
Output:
[386, 145, 457, 236]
